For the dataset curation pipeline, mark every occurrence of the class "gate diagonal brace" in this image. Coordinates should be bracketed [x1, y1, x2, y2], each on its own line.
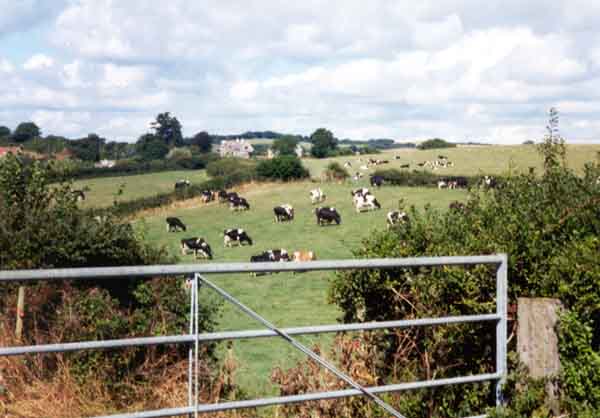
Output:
[197, 274, 407, 418]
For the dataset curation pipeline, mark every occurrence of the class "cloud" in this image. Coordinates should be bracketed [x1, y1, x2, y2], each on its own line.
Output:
[23, 54, 54, 70]
[0, 0, 66, 37]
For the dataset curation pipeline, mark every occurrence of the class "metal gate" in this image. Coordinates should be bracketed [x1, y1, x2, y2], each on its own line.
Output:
[0, 254, 508, 418]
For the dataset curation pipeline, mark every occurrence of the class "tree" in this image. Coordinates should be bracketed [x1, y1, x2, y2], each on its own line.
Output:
[310, 128, 337, 158]
[189, 131, 212, 153]
[256, 155, 309, 181]
[0, 126, 10, 138]
[272, 135, 299, 156]
[417, 138, 456, 150]
[136, 133, 169, 161]
[150, 112, 184, 148]
[538, 107, 566, 170]
[13, 122, 41, 143]
[68, 133, 105, 162]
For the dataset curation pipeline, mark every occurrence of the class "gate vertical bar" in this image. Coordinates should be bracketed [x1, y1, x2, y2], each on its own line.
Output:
[495, 254, 508, 406]
[194, 274, 200, 418]
[187, 276, 196, 418]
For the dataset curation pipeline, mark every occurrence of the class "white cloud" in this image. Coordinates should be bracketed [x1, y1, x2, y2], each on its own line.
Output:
[23, 54, 54, 70]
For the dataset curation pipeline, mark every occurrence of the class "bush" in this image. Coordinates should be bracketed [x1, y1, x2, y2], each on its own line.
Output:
[323, 162, 349, 181]
[417, 138, 457, 150]
[256, 156, 309, 181]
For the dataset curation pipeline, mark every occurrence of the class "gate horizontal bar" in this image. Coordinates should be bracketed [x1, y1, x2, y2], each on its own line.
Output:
[0, 313, 500, 357]
[94, 373, 500, 418]
[0, 255, 504, 282]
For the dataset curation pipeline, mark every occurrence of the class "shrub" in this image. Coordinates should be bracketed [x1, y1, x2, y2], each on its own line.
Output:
[323, 162, 349, 181]
[417, 138, 457, 150]
[256, 155, 309, 181]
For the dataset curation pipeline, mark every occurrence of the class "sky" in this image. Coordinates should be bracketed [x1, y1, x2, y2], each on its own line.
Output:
[1, 0, 600, 144]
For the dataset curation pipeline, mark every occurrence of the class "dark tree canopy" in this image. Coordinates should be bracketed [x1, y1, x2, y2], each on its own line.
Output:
[150, 112, 184, 148]
[13, 122, 41, 143]
[69, 133, 105, 162]
[310, 128, 337, 158]
[189, 131, 212, 153]
[0, 126, 10, 138]
[272, 135, 299, 156]
[136, 133, 169, 161]
[416, 138, 456, 150]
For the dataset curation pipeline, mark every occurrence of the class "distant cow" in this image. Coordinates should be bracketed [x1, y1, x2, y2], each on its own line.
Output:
[174, 179, 191, 190]
[309, 188, 326, 204]
[355, 194, 381, 212]
[343, 161, 352, 169]
[166, 217, 187, 232]
[394, 155, 401, 160]
[400, 164, 410, 169]
[72, 189, 86, 201]
[201, 190, 214, 203]
[482, 175, 497, 189]
[180, 237, 213, 259]
[273, 204, 294, 222]
[370, 175, 384, 188]
[292, 250, 316, 262]
[229, 196, 250, 211]
[387, 211, 408, 228]
[249, 249, 290, 275]
[352, 172, 364, 181]
[438, 155, 448, 160]
[437, 180, 448, 189]
[315, 207, 341, 226]
[217, 190, 229, 203]
[223, 228, 253, 247]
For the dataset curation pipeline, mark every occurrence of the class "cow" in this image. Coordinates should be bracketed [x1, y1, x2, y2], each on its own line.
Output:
[217, 190, 229, 203]
[166, 217, 187, 232]
[174, 179, 191, 190]
[201, 190, 214, 203]
[370, 175, 384, 188]
[292, 250, 316, 262]
[417, 162, 426, 167]
[437, 180, 448, 189]
[449, 176, 468, 189]
[352, 172, 364, 181]
[180, 237, 213, 259]
[343, 161, 352, 169]
[387, 211, 408, 228]
[355, 194, 381, 212]
[249, 249, 291, 275]
[273, 204, 294, 222]
[482, 175, 497, 189]
[223, 228, 253, 247]
[72, 190, 86, 201]
[229, 196, 250, 211]
[438, 155, 448, 160]
[400, 163, 410, 169]
[309, 188, 326, 204]
[394, 155, 401, 160]
[315, 207, 341, 226]
[351, 188, 370, 198]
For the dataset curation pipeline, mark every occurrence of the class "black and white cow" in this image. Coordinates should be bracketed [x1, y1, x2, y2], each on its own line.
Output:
[166, 217, 187, 232]
[223, 228, 253, 247]
[315, 207, 341, 226]
[174, 179, 191, 190]
[273, 204, 294, 222]
[180, 237, 213, 259]
[229, 196, 250, 211]
[309, 188, 326, 204]
[72, 189, 86, 201]
[370, 175, 384, 188]
[482, 175, 497, 189]
[201, 190, 214, 203]
[387, 211, 409, 228]
[355, 194, 381, 212]
[351, 188, 370, 198]
[217, 190, 229, 203]
[249, 249, 290, 275]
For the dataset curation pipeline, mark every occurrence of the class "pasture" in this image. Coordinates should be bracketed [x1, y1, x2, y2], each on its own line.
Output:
[136, 181, 468, 395]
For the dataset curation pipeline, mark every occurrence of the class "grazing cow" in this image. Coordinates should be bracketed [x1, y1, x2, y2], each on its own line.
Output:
[217, 190, 229, 203]
[351, 188, 370, 198]
[482, 175, 497, 189]
[227, 192, 240, 201]
[437, 180, 448, 189]
[166, 217, 187, 232]
[180, 237, 213, 259]
[352, 172, 364, 181]
[438, 155, 448, 160]
[450, 176, 468, 189]
[72, 189, 86, 201]
[387, 211, 408, 228]
[343, 161, 352, 169]
[201, 190, 214, 203]
[174, 179, 191, 190]
[355, 194, 381, 212]
[417, 162, 426, 167]
[229, 196, 250, 211]
[249, 249, 291, 275]
[400, 163, 410, 169]
[273, 204, 294, 222]
[309, 188, 326, 204]
[223, 228, 253, 247]
[394, 155, 401, 160]
[315, 207, 341, 226]
[370, 175, 384, 188]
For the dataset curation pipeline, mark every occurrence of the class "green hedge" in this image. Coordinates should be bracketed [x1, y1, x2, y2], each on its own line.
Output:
[372, 168, 482, 187]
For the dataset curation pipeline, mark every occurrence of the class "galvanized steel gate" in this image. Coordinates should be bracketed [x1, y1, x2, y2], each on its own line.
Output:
[0, 255, 508, 418]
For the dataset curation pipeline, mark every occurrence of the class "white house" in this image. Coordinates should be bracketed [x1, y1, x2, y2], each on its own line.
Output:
[218, 139, 254, 159]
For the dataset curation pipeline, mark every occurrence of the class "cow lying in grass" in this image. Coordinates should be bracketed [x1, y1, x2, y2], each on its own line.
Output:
[249, 249, 291, 275]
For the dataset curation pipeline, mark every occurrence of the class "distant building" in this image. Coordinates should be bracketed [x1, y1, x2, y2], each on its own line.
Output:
[219, 139, 254, 159]
[295, 144, 304, 158]
[267, 148, 275, 159]
[95, 159, 117, 168]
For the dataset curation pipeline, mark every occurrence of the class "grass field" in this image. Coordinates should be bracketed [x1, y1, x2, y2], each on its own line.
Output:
[135, 180, 468, 396]
[72, 169, 207, 208]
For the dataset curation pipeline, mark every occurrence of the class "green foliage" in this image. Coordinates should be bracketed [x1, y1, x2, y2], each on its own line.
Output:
[189, 131, 212, 153]
[69, 133, 105, 162]
[310, 128, 337, 158]
[272, 135, 299, 156]
[206, 158, 258, 185]
[323, 161, 349, 181]
[256, 155, 309, 181]
[329, 144, 600, 415]
[135, 133, 169, 161]
[417, 138, 457, 150]
[150, 112, 184, 148]
[13, 122, 41, 143]
[0, 126, 10, 139]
